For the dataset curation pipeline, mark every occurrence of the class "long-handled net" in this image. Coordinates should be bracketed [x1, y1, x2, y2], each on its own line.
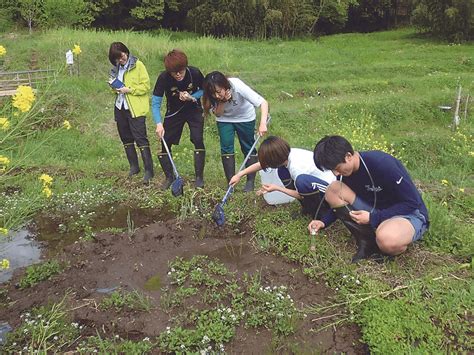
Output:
[162, 137, 184, 197]
[212, 115, 272, 226]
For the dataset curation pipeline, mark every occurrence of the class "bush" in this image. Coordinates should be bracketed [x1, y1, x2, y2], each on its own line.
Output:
[412, 0, 473, 42]
[39, 0, 91, 28]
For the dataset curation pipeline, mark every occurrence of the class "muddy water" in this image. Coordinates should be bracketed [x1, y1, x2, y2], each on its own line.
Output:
[0, 204, 171, 283]
[0, 229, 41, 283]
[2, 217, 365, 353]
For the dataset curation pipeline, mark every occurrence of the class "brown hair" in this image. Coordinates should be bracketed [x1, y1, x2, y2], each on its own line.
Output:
[202, 71, 231, 116]
[164, 49, 188, 72]
[258, 136, 291, 170]
[109, 42, 129, 66]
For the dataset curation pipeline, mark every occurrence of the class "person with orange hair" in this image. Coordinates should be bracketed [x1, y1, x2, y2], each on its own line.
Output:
[151, 49, 206, 189]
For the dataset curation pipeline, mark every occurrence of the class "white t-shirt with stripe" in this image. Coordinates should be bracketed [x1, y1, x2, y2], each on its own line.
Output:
[287, 148, 336, 192]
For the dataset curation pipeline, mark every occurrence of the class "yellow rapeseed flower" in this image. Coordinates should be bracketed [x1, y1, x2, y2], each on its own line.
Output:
[39, 173, 53, 186]
[72, 44, 82, 56]
[1, 259, 9, 270]
[63, 120, 71, 130]
[42, 186, 52, 198]
[0, 228, 8, 235]
[0, 117, 10, 130]
[0, 45, 6, 57]
[0, 155, 10, 172]
[12, 85, 36, 113]
[441, 179, 449, 186]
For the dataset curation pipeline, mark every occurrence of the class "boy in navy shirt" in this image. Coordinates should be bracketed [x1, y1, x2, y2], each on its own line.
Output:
[308, 135, 429, 262]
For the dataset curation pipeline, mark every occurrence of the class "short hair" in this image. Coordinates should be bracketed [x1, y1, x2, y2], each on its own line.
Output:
[164, 49, 188, 72]
[258, 136, 291, 170]
[202, 71, 231, 116]
[109, 42, 129, 66]
[313, 135, 354, 171]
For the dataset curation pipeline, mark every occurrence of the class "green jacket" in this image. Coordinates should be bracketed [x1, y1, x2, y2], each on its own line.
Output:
[111, 55, 150, 118]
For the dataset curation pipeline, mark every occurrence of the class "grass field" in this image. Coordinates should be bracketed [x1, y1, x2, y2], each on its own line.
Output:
[0, 27, 473, 353]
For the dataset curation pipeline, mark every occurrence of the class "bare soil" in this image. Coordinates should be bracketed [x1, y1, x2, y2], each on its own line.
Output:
[1, 215, 366, 353]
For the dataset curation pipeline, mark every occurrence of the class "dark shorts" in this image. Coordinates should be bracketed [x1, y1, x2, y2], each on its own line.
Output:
[163, 109, 204, 149]
[277, 168, 329, 194]
[353, 197, 428, 242]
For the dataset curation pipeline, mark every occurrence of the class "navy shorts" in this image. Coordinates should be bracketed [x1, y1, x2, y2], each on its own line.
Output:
[277, 168, 329, 195]
[353, 197, 428, 242]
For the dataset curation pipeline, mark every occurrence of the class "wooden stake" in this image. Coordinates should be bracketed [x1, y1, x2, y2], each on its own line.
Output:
[453, 85, 462, 131]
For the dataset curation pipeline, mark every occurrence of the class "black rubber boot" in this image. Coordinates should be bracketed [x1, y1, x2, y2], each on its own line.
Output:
[221, 154, 235, 184]
[243, 155, 258, 192]
[193, 149, 205, 188]
[139, 146, 154, 185]
[333, 205, 379, 263]
[158, 153, 174, 190]
[124, 144, 140, 177]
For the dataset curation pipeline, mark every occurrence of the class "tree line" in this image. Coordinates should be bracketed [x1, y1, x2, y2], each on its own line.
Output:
[0, 0, 472, 41]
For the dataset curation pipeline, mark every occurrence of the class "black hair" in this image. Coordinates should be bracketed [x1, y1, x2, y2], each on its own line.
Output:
[202, 71, 231, 116]
[313, 135, 354, 171]
[109, 42, 130, 66]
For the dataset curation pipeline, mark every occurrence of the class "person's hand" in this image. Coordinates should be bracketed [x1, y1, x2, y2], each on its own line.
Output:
[179, 91, 195, 102]
[307, 220, 325, 235]
[262, 183, 279, 193]
[223, 89, 232, 102]
[349, 210, 370, 224]
[258, 121, 267, 136]
[116, 87, 131, 94]
[256, 183, 279, 195]
[229, 173, 242, 186]
[155, 123, 164, 139]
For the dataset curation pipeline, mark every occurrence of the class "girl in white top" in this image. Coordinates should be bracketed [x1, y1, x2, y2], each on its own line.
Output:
[202, 71, 269, 192]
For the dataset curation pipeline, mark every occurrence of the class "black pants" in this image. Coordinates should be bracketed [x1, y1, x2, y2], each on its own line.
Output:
[162, 109, 204, 152]
[115, 106, 150, 148]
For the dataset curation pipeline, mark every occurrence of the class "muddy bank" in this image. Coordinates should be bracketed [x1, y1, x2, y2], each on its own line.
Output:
[1, 215, 365, 353]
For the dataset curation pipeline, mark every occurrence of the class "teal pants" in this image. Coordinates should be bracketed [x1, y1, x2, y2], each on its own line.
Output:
[217, 120, 257, 155]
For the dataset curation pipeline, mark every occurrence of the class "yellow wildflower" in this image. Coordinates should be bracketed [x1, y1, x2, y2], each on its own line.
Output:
[0, 117, 10, 130]
[39, 173, 53, 186]
[0, 155, 10, 171]
[0, 228, 8, 235]
[72, 44, 82, 56]
[12, 85, 36, 113]
[470, 152, 474, 157]
[0, 45, 6, 57]
[63, 120, 71, 130]
[1, 259, 9, 270]
[441, 179, 449, 186]
[459, 188, 465, 193]
[42, 186, 52, 198]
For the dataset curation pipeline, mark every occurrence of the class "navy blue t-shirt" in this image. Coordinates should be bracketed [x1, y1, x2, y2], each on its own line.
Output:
[321, 151, 429, 229]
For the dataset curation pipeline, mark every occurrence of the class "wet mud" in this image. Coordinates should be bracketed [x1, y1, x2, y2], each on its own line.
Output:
[1, 212, 365, 353]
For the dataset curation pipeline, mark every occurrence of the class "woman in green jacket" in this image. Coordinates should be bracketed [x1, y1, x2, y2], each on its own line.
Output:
[109, 42, 153, 184]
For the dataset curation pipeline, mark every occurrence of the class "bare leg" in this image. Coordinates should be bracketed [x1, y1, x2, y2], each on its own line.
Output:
[324, 181, 357, 207]
[376, 218, 414, 255]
